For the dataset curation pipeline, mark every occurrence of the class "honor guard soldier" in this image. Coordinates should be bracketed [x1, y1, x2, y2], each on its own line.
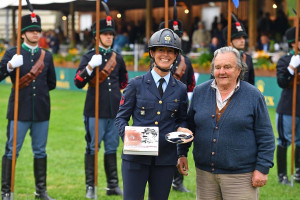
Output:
[276, 26, 300, 185]
[74, 6, 128, 198]
[115, 28, 192, 200]
[157, 3, 195, 94]
[0, 13, 56, 200]
[156, 2, 195, 192]
[222, 17, 255, 85]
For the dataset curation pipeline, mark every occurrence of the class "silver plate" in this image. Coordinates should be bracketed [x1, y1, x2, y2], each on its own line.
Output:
[165, 132, 194, 144]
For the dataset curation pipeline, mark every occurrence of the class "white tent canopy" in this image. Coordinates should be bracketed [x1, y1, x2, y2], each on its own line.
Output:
[0, 0, 75, 9]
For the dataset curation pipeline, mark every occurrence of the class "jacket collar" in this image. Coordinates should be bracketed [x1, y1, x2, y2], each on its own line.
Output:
[22, 43, 39, 55]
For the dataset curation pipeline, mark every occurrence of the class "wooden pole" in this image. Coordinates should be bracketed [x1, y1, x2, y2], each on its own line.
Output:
[291, 0, 300, 187]
[227, 0, 232, 46]
[10, 0, 22, 199]
[165, 0, 168, 28]
[145, 0, 152, 43]
[94, 0, 100, 199]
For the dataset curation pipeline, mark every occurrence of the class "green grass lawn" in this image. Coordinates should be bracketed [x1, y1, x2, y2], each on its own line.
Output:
[0, 84, 300, 199]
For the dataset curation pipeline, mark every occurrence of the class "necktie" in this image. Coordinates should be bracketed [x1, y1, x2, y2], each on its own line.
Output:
[158, 78, 164, 97]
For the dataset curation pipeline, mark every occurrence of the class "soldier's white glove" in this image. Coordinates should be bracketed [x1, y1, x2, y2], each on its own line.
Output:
[289, 55, 300, 69]
[8, 54, 23, 69]
[88, 54, 102, 69]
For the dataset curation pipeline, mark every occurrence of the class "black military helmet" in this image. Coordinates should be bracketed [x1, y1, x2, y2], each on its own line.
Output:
[21, 13, 42, 33]
[91, 1, 115, 35]
[285, 26, 300, 44]
[223, 21, 247, 42]
[148, 28, 181, 52]
[159, 20, 183, 37]
[91, 16, 116, 36]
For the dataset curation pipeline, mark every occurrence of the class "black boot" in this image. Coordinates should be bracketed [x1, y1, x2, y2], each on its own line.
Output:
[295, 147, 300, 183]
[172, 168, 189, 192]
[1, 156, 12, 200]
[34, 157, 55, 200]
[277, 145, 290, 185]
[104, 153, 122, 195]
[85, 154, 95, 199]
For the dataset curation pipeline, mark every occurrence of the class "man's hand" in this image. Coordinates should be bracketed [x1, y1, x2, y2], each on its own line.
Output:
[252, 170, 268, 187]
[8, 54, 23, 69]
[177, 156, 189, 176]
[88, 54, 102, 69]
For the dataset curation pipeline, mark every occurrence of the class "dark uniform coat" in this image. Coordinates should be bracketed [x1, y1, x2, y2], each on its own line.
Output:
[243, 53, 255, 85]
[115, 71, 188, 166]
[172, 54, 195, 92]
[0, 46, 56, 121]
[276, 53, 300, 116]
[74, 48, 128, 118]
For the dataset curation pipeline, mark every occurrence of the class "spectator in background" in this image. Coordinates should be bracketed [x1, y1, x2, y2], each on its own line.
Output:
[211, 16, 219, 36]
[257, 34, 270, 52]
[48, 30, 60, 54]
[273, 9, 289, 42]
[192, 22, 211, 49]
[209, 36, 220, 54]
[211, 22, 225, 47]
[220, 13, 227, 30]
[257, 12, 273, 37]
[38, 31, 49, 49]
[113, 28, 129, 54]
[83, 28, 92, 48]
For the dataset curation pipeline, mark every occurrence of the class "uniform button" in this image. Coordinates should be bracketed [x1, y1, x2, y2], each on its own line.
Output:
[218, 112, 221, 115]
[211, 163, 215, 166]
[142, 107, 145, 109]
[174, 109, 177, 112]
[33, 94, 36, 96]
[212, 168, 215, 172]
[107, 77, 110, 80]
[215, 127, 218, 130]
[33, 80, 35, 83]
[157, 111, 160, 115]
[212, 152, 215, 156]
[212, 115, 215, 118]
[33, 86, 36, 89]
[159, 100, 162, 104]
[155, 121, 158, 125]
[31, 59, 34, 62]
[104, 53, 106, 56]
[105, 59, 108, 62]
[108, 83, 111, 85]
[213, 139, 216, 143]
[109, 89, 111, 92]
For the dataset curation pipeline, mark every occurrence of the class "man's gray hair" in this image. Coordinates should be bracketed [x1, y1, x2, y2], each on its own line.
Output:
[210, 46, 248, 80]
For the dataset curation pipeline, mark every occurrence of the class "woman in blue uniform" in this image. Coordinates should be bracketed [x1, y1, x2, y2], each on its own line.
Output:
[115, 28, 192, 200]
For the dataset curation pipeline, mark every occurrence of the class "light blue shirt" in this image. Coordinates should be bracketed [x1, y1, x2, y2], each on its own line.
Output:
[151, 69, 170, 92]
